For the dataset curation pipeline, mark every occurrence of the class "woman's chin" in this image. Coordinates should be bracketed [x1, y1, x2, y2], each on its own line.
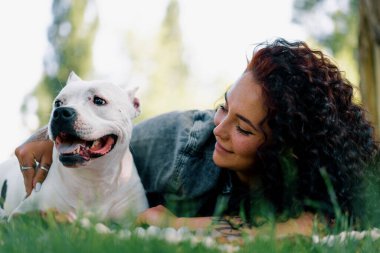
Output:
[212, 151, 228, 168]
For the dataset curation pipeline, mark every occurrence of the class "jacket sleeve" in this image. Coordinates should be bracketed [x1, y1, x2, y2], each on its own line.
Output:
[130, 110, 221, 215]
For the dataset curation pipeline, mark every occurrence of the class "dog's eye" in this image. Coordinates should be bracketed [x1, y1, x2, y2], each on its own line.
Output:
[54, 100, 63, 107]
[93, 96, 107, 106]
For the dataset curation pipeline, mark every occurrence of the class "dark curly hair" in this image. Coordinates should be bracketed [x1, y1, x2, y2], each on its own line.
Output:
[241, 38, 378, 224]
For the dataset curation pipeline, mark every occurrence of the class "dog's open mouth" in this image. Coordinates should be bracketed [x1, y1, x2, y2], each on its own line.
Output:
[55, 132, 118, 162]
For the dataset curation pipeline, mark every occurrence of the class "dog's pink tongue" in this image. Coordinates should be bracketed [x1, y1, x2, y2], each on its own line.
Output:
[89, 136, 115, 155]
[57, 143, 82, 154]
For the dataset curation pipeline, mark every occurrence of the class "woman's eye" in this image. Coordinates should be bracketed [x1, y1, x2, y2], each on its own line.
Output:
[93, 96, 107, 106]
[236, 126, 253, 136]
[219, 104, 227, 112]
[54, 100, 63, 107]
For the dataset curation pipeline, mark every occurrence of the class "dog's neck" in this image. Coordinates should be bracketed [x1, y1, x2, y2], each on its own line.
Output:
[50, 146, 136, 203]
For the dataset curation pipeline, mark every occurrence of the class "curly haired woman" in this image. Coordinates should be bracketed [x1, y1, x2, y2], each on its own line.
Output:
[15, 38, 378, 236]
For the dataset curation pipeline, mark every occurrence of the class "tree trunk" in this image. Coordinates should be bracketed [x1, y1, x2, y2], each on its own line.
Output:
[359, 0, 380, 138]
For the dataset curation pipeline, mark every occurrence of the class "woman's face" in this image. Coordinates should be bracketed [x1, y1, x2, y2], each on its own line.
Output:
[213, 72, 268, 183]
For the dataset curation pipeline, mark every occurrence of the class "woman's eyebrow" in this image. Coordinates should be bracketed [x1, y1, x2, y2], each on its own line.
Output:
[224, 93, 260, 132]
[237, 114, 259, 132]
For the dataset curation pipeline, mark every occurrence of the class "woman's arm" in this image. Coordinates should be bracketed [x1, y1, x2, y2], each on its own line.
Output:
[136, 205, 314, 237]
[246, 212, 314, 237]
[136, 205, 213, 230]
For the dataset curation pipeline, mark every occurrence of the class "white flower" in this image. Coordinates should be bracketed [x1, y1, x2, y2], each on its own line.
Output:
[118, 229, 132, 239]
[312, 235, 320, 243]
[146, 226, 161, 237]
[164, 227, 182, 243]
[218, 244, 240, 253]
[370, 228, 380, 240]
[95, 223, 112, 234]
[338, 231, 347, 243]
[134, 227, 146, 238]
[177, 226, 190, 236]
[350, 231, 366, 240]
[79, 217, 91, 229]
[190, 236, 202, 247]
[202, 236, 216, 248]
[320, 235, 335, 246]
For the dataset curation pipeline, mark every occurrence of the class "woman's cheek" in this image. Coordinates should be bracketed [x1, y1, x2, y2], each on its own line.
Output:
[233, 135, 263, 157]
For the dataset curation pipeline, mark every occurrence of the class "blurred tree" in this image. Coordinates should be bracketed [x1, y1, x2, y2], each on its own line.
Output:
[145, 0, 189, 117]
[125, 0, 190, 119]
[358, 0, 380, 136]
[23, 0, 98, 126]
[294, 0, 358, 56]
[293, 0, 380, 136]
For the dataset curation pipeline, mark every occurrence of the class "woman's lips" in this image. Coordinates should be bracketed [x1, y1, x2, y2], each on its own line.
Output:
[215, 142, 233, 154]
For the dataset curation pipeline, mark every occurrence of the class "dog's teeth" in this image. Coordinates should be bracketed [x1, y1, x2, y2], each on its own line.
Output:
[91, 140, 101, 149]
[74, 146, 81, 154]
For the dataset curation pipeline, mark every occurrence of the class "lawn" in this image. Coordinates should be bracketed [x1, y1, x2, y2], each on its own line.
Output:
[1, 214, 379, 253]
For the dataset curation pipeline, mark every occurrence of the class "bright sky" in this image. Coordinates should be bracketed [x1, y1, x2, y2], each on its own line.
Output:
[0, 0, 306, 161]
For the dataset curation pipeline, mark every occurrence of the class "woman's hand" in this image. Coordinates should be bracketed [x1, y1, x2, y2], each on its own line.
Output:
[136, 205, 179, 228]
[136, 205, 213, 229]
[14, 126, 54, 197]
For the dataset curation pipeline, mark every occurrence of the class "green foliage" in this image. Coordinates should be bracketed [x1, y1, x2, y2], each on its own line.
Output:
[28, 0, 99, 126]
[145, 0, 189, 117]
[125, 0, 191, 121]
[122, 0, 231, 121]
[293, 0, 323, 12]
[293, 0, 358, 54]
[293, 0, 360, 97]
[355, 155, 380, 228]
[274, 150, 303, 221]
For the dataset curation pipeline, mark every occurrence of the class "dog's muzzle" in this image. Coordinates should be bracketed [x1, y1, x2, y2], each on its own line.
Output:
[50, 107, 118, 167]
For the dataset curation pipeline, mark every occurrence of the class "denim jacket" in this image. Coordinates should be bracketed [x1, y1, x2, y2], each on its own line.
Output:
[130, 110, 231, 217]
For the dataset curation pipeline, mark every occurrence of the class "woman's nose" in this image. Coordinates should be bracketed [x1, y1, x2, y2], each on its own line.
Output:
[213, 116, 229, 140]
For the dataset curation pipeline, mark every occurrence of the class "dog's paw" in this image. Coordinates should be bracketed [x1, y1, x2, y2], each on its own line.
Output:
[40, 208, 77, 224]
[8, 208, 77, 224]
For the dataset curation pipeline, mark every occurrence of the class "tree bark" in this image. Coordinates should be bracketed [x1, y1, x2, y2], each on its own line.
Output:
[359, 0, 380, 138]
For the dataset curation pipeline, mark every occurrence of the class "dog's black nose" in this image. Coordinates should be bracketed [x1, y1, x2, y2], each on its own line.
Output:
[53, 107, 77, 122]
[50, 107, 77, 139]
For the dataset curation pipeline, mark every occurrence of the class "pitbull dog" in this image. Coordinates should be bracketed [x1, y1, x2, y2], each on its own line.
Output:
[0, 72, 148, 221]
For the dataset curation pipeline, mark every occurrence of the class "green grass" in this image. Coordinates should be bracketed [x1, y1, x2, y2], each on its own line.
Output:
[0, 215, 380, 253]
[0, 215, 221, 253]
[242, 235, 380, 253]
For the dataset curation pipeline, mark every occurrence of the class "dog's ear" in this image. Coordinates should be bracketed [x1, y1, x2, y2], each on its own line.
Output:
[127, 87, 140, 119]
[67, 71, 82, 83]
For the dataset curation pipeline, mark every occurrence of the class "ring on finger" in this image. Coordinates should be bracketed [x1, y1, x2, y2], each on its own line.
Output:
[20, 166, 34, 171]
[40, 165, 49, 172]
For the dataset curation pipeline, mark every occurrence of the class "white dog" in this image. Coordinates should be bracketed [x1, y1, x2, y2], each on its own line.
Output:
[0, 72, 148, 221]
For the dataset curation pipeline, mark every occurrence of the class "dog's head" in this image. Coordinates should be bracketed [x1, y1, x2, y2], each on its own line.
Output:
[48, 71, 140, 168]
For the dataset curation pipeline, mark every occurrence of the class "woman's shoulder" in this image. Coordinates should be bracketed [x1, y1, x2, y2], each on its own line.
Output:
[133, 109, 215, 139]
[131, 109, 220, 201]
[136, 109, 215, 126]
